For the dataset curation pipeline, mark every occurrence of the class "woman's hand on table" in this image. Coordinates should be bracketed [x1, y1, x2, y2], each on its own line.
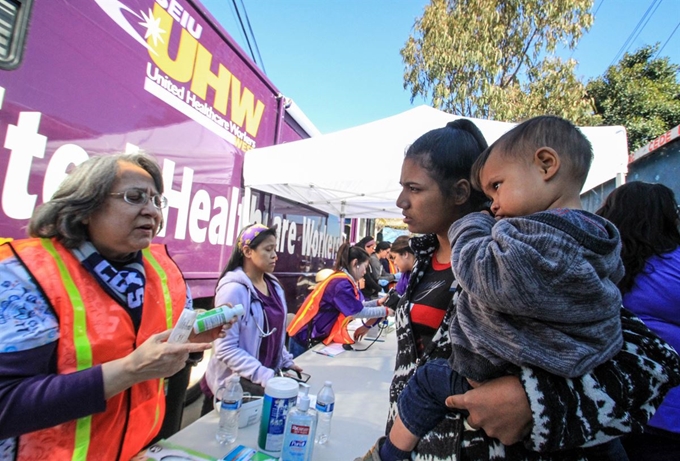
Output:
[353, 325, 371, 341]
[445, 375, 532, 445]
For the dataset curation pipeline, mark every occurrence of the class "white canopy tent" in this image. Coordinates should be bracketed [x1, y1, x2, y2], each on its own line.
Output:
[243, 105, 628, 219]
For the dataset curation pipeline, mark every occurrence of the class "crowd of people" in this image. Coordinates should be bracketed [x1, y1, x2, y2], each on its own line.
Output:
[1, 115, 679, 461]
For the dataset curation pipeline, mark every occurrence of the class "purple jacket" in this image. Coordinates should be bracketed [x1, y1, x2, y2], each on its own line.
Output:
[395, 271, 411, 295]
[293, 274, 385, 344]
[623, 246, 680, 434]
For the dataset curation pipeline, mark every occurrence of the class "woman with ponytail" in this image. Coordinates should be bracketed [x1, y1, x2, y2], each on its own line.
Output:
[287, 242, 394, 358]
[356, 120, 680, 461]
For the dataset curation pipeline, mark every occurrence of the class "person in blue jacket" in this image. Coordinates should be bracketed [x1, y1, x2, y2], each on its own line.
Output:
[597, 181, 680, 460]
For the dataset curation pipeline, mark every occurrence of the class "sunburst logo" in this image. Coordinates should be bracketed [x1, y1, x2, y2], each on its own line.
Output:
[139, 8, 165, 48]
[94, 0, 167, 54]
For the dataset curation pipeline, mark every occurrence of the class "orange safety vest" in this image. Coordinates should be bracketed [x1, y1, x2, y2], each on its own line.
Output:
[2, 239, 186, 461]
[287, 272, 359, 345]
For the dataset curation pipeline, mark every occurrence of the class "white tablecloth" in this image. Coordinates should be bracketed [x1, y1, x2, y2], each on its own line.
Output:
[168, 326, 397, 460]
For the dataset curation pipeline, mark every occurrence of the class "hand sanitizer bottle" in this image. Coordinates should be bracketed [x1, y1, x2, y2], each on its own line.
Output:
[280, 385, 316, 461]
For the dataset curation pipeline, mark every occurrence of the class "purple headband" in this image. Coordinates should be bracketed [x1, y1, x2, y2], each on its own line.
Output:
[237, 223, 270, 249]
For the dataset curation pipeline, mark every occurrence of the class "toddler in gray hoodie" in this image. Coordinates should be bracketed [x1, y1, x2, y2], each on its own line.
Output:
[378, 116, 624, 461]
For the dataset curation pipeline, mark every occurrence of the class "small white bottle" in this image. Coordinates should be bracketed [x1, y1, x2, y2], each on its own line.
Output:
[167, 308, 197, 343]
[281, 385, 316, 461]
[215, 375, 243, 445]
[314, 381, 335, 444]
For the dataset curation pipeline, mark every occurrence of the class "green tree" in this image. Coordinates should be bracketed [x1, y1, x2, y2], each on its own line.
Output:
[401, 0, 598, 124]
[587, 44, 680, 153]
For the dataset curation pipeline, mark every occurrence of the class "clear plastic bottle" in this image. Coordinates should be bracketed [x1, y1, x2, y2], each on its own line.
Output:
[281, 385, 316, 461]
[215, 375, 243, 445]
[314, 381, 335, 444]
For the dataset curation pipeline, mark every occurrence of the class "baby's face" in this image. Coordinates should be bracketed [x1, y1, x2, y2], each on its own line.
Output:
[479, 149, 551, 219]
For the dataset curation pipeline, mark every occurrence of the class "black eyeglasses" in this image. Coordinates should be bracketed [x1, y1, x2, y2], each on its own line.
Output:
[110, 189, 168, 209]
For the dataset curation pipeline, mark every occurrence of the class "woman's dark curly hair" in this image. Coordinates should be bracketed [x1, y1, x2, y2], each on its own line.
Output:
[596, 181, 680, 294]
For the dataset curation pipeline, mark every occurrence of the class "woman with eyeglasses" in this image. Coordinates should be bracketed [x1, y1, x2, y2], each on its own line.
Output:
[0, 153, 224, 460]
[201, 223, 302, 415]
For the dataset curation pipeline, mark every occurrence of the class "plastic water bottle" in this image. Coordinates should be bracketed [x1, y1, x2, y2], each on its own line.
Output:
[216, 375, 243, 445]
[314, 381, 335, 444]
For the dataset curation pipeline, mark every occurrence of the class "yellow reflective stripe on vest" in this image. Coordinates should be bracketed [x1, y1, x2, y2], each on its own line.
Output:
[141, 247, 176, 431]
[142, 247, 174, 329]
[286, 275, 335, 335]
[40, 239, 92, 461]
[287, 272, 356, 336]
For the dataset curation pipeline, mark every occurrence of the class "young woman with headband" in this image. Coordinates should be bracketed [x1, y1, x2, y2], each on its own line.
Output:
[200, 223, 301, 415]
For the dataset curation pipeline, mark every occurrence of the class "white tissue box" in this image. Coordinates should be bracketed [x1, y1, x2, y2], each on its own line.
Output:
[239, 396, 263, 428]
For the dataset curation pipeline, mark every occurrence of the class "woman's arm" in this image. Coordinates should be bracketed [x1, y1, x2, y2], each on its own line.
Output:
[332, 280, 388, 319]
[0, 343, 105, 438]
[445, 375, 531, 445]
[0, 263, 96, 436]
[211, 281, 275, 386]
[354, 305, 390, 319]
[212, 319, 275, 386]
[0, 331, 208, 439]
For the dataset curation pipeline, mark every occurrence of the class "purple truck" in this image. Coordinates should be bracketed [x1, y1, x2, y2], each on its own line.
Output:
[0, 0, 342, 313]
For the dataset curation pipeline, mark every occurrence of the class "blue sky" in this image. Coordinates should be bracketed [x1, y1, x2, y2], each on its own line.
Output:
[200, 0, 680, 134]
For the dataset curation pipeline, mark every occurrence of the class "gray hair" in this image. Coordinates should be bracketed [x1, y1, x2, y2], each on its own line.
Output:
[28, 153, 164, 248]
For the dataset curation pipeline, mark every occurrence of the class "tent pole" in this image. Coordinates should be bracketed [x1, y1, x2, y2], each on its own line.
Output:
[340, 202, 346, 241]
[242, 187, 252, 226]
[615, 172, 625, 187]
